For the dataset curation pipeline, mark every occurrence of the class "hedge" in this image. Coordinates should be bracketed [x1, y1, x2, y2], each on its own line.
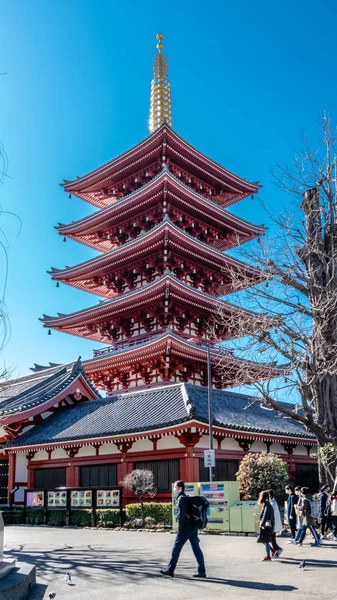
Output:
[25, 508, 45, 525]
[96, 508, 122, 527]
[125, 502, 172, 525]
[47, 510, 66, 526]
[70, 509, 92, 527]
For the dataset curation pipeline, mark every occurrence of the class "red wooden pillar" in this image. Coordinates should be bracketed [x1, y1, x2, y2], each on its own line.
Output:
[66, 449, 78, 487]
[176, 431, 201, 482]
[7, 453, 16, 503]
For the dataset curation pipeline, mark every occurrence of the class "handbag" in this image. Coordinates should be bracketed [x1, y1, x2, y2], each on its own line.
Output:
[264, 520, 272, 528]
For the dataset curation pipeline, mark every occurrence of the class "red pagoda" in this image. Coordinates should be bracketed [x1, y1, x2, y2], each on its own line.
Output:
[42, 34, 279, 393]
[0, 35, 318, 505]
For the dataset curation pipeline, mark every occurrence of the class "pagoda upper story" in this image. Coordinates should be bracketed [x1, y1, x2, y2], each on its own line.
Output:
[42, 34, 278, 393]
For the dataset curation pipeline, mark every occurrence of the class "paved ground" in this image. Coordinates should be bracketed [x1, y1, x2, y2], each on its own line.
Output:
[3, 526, 337, 600]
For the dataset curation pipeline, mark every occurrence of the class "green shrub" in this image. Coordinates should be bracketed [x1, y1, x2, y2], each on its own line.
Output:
[0, 510, 25, 524]
[96, 508, 121, 527]
[25, 508, 45, 525]
[125, 502, 172, 525]
[236, 452, 289, 501]
[47, 510, 66, 526]
[70, 509, 92, 527]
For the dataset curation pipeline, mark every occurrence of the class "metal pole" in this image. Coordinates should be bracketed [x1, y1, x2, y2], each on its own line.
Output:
[207, 343, 213, 482]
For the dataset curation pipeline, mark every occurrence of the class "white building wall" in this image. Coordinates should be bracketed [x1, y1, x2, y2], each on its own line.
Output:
[157, 436, 184, 449]
[195, 435, 218, 449]
[31, 451, 49, 461]
[249, 441, 267, 453]
[293, 445, 308, 456]
[220, 438, 241, 451]
[15, 453, 28, 482]
[99, 443, 121, 455]
[132, 439, 153, 452]
[76, 446, 96, 457]
[51, 448, 67, 459]
[270, 443, 287, 454]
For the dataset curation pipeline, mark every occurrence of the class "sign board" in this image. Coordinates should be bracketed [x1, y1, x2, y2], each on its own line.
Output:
[204, 449, 215, 467]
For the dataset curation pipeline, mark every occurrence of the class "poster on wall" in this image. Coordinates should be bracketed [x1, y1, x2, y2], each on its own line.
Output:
[47, 491, 67, 507]
[97, 490, 120, 507]
[26, 491, 44, 508]
[71, 490, 93, 507]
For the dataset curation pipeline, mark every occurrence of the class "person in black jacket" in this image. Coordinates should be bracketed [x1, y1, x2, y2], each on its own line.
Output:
[257, 490, 275, 561]
[285, 485, 298, 540]
[160, 480, 206, 578]
[318, 484, 331, 538]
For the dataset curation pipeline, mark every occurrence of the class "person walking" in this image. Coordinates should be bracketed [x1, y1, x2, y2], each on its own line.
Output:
[318, 484, 331, 539]
[328, 492, 337, 541]
[257, 490, 275, 561]
[295, 487, 321, 546]
[285, 485, 297, 541]
[268, 489, 283, 558]
[160, 480, 206, 578]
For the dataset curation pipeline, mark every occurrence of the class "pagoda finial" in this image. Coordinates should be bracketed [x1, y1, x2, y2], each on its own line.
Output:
[149, 33, 172, 134]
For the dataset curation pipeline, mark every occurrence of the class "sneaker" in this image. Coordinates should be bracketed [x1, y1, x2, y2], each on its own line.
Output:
[276, 548, 284, 558]
[160, 570, 174, 577]
[333, 536, 337, 541]
[311, 542, 321, 547]
[271, 549, 277, 557]
[295, 542, 303, 546]
[287, 539, 295, 544]
[261, 556, 272, 561]
[193, 573, 207, 578]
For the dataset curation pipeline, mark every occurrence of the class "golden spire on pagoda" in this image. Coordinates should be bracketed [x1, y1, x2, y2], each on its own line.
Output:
[149, 33, 172, 134]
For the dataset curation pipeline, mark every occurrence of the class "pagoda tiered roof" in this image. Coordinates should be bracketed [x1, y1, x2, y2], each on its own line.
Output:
[50, 218, 264, 298]
[82, 331, 284, 391]
[62, 125, 260, 209]
[41, 274, 259, 344]
[58, 170, 265, 253]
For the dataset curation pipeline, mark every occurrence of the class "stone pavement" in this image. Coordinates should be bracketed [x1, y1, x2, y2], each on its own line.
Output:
[3, 526, 337, 600]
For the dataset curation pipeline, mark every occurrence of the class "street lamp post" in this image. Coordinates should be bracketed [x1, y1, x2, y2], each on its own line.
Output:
[188, 337, 214, 482]
[207, 342, 213, 483]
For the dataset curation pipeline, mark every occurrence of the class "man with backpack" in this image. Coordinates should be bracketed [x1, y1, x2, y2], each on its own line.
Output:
[160, 480, 207, 578]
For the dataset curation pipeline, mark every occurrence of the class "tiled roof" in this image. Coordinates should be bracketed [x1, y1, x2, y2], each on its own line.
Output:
[0, 359, 100, 417]
[5, 383, 315, 448]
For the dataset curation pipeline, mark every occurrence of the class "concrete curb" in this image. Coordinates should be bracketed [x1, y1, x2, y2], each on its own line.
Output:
[0, 562, 36, 600]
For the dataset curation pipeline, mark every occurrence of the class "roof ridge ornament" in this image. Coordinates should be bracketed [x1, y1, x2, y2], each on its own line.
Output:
[149, 33, 172, 134]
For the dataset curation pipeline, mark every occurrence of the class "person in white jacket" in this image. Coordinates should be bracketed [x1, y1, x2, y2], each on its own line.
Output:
[268, 489, 284, 558]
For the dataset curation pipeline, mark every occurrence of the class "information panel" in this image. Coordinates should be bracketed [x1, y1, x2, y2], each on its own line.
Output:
[71, 490, 93, 507]
[97, 489, 120, 507]
[48, 490, 67, 507]
[26, 490, 44, 508]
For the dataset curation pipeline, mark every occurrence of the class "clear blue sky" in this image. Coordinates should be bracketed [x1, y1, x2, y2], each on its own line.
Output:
[1, 0, 336, 379]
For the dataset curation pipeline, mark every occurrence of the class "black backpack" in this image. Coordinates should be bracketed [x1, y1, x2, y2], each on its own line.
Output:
[188, 495, 209, 529]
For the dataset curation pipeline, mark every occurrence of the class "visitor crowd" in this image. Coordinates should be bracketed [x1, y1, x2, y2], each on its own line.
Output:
[161, 479, 337, 575]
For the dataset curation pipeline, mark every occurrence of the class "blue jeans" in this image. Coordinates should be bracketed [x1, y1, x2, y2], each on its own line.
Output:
[168, 529, 206, 574]
[297, 524, 320, 544]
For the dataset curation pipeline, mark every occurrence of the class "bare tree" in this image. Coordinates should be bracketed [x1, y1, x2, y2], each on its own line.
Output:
[121, 469, 156, 525]
[212, 113, 337, 488]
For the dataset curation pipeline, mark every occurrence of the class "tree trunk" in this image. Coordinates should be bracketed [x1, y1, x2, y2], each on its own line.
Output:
[140, 497, 145, 526]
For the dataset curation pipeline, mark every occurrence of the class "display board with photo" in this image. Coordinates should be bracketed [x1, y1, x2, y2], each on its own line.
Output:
[26, 491, 44, 508]
[71, 490, 93, 507]
[47, 491, 67, 507]
[96, 489, 120, 507]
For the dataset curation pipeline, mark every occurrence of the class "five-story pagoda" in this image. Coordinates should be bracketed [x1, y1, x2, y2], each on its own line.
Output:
[42, 34, 279, 393]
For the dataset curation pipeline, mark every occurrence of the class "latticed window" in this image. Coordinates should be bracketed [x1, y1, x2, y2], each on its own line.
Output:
[79, 464, 117, 488]
[199, 459, 239, 483]
[34, 467, 66, 489]
[133, 459, 179, 493]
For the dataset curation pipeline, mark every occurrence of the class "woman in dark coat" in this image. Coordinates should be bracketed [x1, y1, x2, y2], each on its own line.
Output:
[257, 490, 275, 561]
[318, 484, 331, 538]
